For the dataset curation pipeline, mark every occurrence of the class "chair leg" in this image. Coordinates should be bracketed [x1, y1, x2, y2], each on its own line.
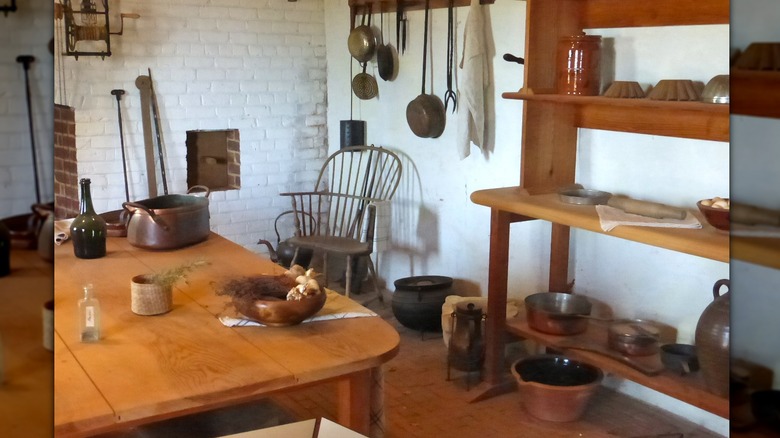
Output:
[322, 252, 329, 289]
[345, 254, 353, 298]
[366, 255, 383, 303]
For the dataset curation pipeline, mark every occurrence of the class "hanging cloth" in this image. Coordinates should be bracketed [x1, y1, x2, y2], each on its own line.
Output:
[456, 0, 489, 159]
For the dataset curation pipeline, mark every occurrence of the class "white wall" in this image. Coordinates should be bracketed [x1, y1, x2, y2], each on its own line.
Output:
[55, 0, 329, 250]
[0, 0, 54, 217]
[730, 0, 780, 389]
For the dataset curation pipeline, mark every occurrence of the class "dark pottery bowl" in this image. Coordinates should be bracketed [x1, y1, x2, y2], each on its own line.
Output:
[752, 390, 780, 430]
[227, 274, 327, 327]
[511, 355, 603, 422]
[697, 200, 729, 231]
[660, 343, 699, 374]
[233, 291, 326, 327]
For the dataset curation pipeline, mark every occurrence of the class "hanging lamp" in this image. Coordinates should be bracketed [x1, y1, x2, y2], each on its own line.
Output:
[1, 0, 16, 16]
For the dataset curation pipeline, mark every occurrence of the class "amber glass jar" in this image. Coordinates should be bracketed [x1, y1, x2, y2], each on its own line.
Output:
[556, 33, 602, 95]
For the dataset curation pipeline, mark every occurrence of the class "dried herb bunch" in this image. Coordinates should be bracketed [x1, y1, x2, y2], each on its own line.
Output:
[148, 259, 210, 289]
[215, 265, 322, 302]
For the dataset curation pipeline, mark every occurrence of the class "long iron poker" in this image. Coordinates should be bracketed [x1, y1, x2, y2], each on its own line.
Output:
[148, 68, 168, 195]
[16, 55, 41, 205]
[111, 89, 130, 203]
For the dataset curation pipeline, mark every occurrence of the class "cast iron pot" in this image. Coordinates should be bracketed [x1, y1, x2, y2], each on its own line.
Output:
[392, 275, 454, 331]
[123, 186, 210, 250]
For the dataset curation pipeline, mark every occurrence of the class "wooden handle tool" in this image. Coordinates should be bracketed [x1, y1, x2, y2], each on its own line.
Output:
[731, 203, 780, 227]
[607, 197, 687, 220]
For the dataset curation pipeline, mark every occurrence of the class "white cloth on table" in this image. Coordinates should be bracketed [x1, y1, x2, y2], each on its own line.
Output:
[457, 0, 489, 159]
[596, 205, 702, 232]
[54, 219, 74, 245]
[218, 289, 378, 327]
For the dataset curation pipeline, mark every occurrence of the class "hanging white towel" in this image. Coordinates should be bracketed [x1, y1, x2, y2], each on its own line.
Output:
[369, 200, 392, 253]
[457, 0, 489, 159]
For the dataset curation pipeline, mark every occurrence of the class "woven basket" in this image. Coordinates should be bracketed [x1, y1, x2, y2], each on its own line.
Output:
[131, 274, 173, 316]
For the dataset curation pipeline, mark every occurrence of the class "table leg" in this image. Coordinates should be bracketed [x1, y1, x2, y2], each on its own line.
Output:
[337, 367, 384, 437]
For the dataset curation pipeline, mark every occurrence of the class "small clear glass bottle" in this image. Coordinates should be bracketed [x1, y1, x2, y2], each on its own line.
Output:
[78, 284, 101, 342]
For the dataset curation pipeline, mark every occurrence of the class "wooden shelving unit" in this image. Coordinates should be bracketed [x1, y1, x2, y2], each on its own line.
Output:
[505, 311, 729, 418]
[732, 232, 780, 271]
[471, 189, 729, 263]
[470, 0, 731, 422]
[502, 92, 729, 142]
[730, 67, 780, 269]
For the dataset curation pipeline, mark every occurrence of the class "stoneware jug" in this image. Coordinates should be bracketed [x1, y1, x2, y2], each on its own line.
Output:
[695, 279, 730, 396]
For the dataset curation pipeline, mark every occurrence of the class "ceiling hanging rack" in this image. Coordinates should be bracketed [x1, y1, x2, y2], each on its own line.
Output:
[1, 0, 16, 16]
[59, 0, 139, 59]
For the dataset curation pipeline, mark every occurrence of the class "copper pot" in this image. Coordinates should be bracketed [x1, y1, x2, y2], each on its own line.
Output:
[123, 186, 210, 250]
[525, 292, 592, 335]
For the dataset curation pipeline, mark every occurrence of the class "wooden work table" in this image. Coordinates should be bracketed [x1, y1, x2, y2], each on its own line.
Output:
[0, 248, 54, 437]
[54, 233, 399, 437]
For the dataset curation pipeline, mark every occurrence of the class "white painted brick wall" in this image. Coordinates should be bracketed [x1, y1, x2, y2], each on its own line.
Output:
[56, 0, 328, 251]
[0, 0, 54, 218]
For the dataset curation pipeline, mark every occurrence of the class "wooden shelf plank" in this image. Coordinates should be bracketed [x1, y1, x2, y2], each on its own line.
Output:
[503, 91, 729, 142]
[732, 236, 780, 270]
[731, 69, 780, 119]
[580, 0, 729, 28]
[505, 311, 729, 418]
[470, 187, 729, 263]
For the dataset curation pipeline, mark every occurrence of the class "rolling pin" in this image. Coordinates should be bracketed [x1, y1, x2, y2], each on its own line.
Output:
[731, 203, 780, 227]
[607, 197, 687, 220]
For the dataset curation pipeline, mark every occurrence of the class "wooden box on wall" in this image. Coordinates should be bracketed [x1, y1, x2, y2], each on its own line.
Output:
[186, 129, 240, 191]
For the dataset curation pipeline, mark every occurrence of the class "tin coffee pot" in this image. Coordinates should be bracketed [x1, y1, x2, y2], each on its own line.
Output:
[448, 302, 486, 378]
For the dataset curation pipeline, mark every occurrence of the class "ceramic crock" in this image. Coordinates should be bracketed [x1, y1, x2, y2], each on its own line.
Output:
[695, 279, 730, 396]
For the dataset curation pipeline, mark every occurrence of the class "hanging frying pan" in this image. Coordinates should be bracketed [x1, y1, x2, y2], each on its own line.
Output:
[348, 4, 376, 63]
[406, 0, 445, 138]
[376, 10, 396, 81]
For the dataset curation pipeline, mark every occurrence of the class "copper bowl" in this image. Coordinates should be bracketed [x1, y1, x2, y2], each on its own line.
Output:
[232, 276, 327, 327]
[697, 199, 730, 231]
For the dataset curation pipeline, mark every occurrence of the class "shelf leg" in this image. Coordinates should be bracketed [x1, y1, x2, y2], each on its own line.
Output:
[470, 209, 515, 402]
[549, 223, 571, 292]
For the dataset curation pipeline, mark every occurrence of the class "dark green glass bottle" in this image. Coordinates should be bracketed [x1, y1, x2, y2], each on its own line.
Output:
[0, 220, 10, 277]
[70, 178, 107, 259]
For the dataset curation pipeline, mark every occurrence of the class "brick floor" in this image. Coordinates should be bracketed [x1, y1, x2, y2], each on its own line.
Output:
[271, 290, 723, 438]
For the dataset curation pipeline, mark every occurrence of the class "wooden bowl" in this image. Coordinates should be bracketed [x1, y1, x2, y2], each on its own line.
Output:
[602, 81, 645, 98]
[646, 79, 703, 101]
[697, 200, 730, 231]
[227, 275, 327, 327]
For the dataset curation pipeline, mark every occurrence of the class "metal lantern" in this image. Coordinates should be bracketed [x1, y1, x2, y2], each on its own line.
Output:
[59, 0, 138, 59]
[1, 0, 16, 16]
